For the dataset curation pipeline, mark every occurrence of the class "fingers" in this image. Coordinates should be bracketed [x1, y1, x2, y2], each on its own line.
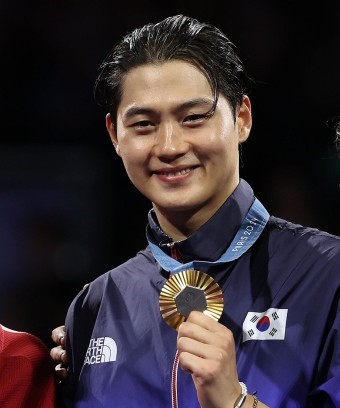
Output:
[178, 311, 231, 348]
[176, 311, 241, 408]
[177, 332, 226, 378]
[50, 325, 69, 382]
[50, 325, 68, 367]
[186, 310, 224, 332]
[51, 325, 66, 347]
[50, 345, 68, 364]
[55, 363, 68, 382]
[177, 311, 236, 378]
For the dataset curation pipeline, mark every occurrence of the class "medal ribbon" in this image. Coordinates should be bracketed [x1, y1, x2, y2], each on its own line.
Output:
[147, 197, 269, 273]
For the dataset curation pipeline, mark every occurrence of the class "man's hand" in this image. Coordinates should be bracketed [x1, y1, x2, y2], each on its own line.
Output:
[177, 311, 241, 408]
[50, 325, 68, 381]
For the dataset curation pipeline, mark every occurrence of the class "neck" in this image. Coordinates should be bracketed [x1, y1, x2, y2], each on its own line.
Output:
[152, 180, 240, 241]
[153, 202, 223, 242]
[153, 212, 199, 242]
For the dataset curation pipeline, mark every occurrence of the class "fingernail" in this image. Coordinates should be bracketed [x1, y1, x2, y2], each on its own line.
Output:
[61, 351, 68, 364]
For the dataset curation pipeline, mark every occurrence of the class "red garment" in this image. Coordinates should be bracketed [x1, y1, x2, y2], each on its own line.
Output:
[0, 324, 55, 408]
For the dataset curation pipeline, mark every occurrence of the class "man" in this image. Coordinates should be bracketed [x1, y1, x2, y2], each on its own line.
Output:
[51, 15, 340, 407]
[0, 324, 55, 407]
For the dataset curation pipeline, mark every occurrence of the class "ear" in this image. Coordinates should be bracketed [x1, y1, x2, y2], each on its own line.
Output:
[237, 96, 252, 143]
[106, 113, 121, 156]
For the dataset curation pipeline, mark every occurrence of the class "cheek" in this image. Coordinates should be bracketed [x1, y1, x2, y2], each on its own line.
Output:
[119, 131, 153, 155]
[118, 136, 143, 159]
[205, 118, 236, 143]
[197, 126, 239, 171]
[119, 144, 149, 178]
[199, 127, 236, 157]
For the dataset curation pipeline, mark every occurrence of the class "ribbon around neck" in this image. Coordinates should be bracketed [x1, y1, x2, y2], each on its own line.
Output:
[147, 198, 269, 274]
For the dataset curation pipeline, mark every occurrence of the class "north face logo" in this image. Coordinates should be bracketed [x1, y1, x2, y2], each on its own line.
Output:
[84, 337, 117, 365]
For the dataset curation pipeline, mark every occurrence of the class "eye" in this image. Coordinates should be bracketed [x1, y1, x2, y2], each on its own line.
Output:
[183, 114, 207, 124]
[134, 120, 154, 129]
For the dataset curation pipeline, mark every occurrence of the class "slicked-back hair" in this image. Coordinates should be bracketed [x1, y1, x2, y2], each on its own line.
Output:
[94, 15, 251, 125]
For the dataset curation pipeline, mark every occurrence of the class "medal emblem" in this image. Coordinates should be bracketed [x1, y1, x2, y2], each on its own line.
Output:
[159, 269, 224, 331]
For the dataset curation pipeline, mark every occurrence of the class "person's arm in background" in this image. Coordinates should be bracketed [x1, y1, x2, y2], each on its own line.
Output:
[0, 324, 56, 408]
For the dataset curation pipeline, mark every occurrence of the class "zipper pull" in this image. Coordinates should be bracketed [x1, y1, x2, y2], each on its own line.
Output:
[167, 242, 178, 261]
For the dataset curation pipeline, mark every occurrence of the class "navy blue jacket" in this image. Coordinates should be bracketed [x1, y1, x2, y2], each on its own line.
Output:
[64, 179, 340, 407]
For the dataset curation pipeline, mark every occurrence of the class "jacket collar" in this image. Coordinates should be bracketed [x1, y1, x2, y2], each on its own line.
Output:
[147, 179, 255, 263]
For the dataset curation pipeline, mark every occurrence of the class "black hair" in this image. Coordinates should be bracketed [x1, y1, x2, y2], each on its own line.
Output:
[93, 15, 251, 125]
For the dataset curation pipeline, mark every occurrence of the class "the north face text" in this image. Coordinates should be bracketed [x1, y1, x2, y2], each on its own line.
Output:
[84, 337, 117, 365]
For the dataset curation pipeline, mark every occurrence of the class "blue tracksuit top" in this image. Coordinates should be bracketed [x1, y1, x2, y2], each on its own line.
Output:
[64, 179, 340, 407]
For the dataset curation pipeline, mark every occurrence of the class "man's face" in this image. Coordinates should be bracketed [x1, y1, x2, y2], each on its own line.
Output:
[107, 60, 251, 234]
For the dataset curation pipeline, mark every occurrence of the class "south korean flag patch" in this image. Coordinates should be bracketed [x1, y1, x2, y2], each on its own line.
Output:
[242, 308, 288, 342]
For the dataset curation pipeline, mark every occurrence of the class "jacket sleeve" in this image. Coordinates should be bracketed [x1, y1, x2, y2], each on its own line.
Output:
[310, 290, 340, 407]
[62, 282, 101, 406]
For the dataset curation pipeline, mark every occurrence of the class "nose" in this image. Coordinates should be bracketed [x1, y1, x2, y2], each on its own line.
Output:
[153, 121, 188, 159]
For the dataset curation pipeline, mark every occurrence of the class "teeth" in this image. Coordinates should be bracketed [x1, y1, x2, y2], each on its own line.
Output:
[161, 167, 193, 177]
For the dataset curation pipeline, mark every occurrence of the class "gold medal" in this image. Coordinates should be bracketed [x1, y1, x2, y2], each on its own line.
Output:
[159, 269, 224, 331]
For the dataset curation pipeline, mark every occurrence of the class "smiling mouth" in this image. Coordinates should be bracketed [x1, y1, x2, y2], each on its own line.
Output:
[157, 167, 197, 177]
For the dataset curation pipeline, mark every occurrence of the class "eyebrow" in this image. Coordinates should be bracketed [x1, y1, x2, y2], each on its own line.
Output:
[122, 98, 214, 120]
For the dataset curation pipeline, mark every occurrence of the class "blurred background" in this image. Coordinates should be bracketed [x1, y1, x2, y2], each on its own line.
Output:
[0, 0, 339, 350]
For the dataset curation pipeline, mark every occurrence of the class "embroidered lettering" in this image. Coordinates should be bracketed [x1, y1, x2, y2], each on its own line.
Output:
[84, 337, 117, 365]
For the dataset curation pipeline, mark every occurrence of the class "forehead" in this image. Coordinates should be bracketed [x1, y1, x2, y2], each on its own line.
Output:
[118, 60, 213, 110]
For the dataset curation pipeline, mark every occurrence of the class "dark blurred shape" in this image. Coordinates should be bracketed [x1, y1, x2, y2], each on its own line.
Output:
[0, 146, 119, 345]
